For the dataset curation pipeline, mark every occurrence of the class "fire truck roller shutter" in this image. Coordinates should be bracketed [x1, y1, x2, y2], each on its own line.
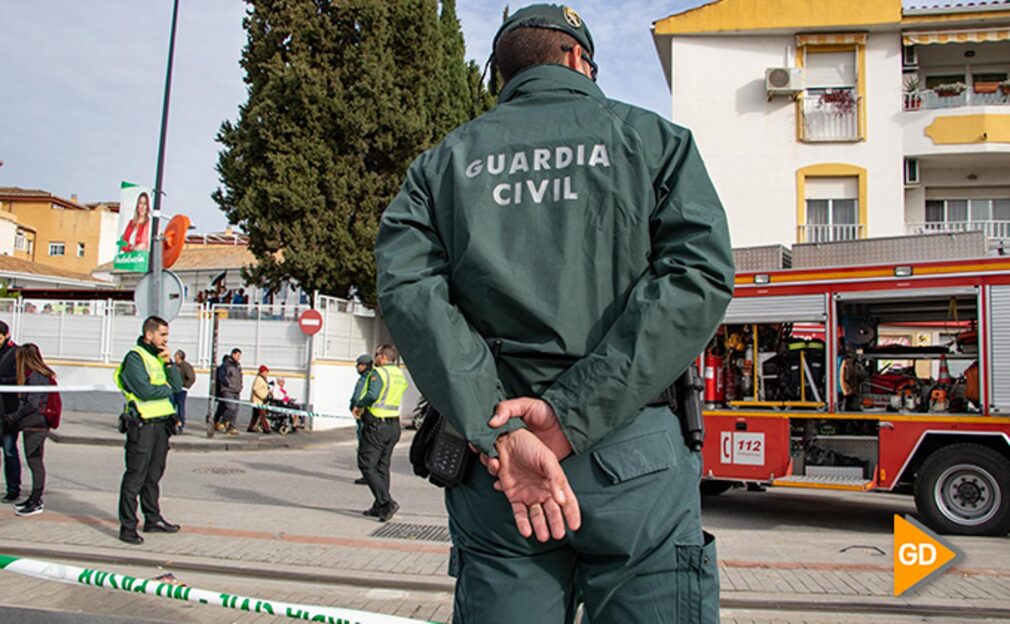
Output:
[722, 294, 828, 324]
[990, 285, 1010, 414]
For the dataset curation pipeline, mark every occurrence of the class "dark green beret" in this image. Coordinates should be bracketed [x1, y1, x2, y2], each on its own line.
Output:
[492, 4, 595, 57]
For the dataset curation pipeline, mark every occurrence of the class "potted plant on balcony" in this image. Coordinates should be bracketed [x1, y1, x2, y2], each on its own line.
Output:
[903, 75, 921, 110]
[933, 81, 966, 97]
[817, 89, 857, 115]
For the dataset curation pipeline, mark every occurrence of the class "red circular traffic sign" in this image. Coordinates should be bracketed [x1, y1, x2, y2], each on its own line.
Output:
[298, 309, 324, 336]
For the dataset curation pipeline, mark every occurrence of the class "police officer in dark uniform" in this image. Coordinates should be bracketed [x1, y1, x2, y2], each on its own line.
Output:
[115, 316, 183, 545]
[376, 4, 733, 622]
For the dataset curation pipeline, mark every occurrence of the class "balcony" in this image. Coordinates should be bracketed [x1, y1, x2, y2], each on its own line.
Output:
[800, 92, 860, 142]
[798, 224, 864, 243]
[903, 88, 1010, 111]
[906, 220, 1010, 241]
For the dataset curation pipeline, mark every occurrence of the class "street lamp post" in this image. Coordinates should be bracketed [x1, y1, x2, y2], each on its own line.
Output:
[149, 0, 181, 318]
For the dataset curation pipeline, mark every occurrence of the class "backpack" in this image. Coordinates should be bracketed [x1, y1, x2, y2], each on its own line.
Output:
[44, 376, 62, 429]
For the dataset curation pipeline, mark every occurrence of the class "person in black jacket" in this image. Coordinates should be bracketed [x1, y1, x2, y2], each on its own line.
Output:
[213, 348, 242, 435]
[3, 343, 55, 517]
[0, 321, 21, 503]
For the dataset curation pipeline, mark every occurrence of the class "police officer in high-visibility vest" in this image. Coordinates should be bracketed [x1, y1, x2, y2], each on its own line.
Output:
[115, 315, 183, 545]
[375, 4, 733, 622]
[352, 344, 408, 522]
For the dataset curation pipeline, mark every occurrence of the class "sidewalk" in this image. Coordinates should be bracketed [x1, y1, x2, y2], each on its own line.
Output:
[0, 487, 1008, 622]
[49, 411, 357, 452]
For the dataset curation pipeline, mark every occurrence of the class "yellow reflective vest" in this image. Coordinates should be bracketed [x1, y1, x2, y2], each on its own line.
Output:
[369, 365, 408, 418]
[115, 346, 176, 419]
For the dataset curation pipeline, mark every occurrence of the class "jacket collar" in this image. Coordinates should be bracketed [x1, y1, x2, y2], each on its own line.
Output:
[135, 337, 160, 357]
[498, 64, 604, 104]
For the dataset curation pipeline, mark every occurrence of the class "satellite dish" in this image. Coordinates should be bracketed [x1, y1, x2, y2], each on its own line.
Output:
[162, 215, 190, 269]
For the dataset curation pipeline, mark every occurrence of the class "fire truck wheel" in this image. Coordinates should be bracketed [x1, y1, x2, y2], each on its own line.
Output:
[914, 443, 1010, 536]
[700, 480, 735, 496]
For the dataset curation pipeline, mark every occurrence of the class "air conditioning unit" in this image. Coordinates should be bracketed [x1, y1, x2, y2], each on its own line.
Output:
[765, 67, 804, 95]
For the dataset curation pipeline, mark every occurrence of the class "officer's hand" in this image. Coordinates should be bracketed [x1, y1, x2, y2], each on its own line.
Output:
[489, 398, 572, 461]
[493, 429, 581, 542]
[157, 346, 171, 364]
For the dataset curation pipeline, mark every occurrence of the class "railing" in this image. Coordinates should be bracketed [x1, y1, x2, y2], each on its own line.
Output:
[903, 88, 1010, 111]
[800, 94, 860, 142]
[906, 220, 1010, 240]
[798, 224, 864, 244]
[0, 299, 384, 369]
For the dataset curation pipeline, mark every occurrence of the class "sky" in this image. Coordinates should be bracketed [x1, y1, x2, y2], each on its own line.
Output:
[0, 0, 929, 233]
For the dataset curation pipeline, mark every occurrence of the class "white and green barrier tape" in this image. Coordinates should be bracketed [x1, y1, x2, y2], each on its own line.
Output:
[0, 554, 440, 624]
[214, 396, 353, 421]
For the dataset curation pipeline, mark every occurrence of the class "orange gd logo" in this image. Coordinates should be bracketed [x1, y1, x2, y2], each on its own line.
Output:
[893, 514, 962, 596]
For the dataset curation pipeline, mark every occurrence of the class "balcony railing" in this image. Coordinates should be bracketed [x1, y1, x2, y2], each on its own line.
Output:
[903, 88, 1010, 111]
[798, 224, 864, 243]
[906, 220, 1010, 240]
[800, 94, 860, 142]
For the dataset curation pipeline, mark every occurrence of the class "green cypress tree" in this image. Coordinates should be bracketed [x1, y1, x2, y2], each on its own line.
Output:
[214, 0, 487, 304]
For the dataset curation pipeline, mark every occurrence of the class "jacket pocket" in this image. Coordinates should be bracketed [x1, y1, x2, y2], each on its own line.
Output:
[677, 531, 721, 624]
[591, 431, 676, 485]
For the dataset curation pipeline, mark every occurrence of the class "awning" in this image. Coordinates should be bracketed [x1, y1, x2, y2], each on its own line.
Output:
[796, 33, 868, 46]
[903, 27, 1010, 46]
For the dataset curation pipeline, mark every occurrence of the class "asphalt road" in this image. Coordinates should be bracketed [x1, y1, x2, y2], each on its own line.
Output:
[41, 432, 921, 534]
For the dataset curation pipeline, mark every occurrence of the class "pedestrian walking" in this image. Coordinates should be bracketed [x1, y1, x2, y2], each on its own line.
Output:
[352, 345, 407, 522]
[0, 321, 20, 503]
[375, 5, 734, 621]
[247, 364, 272, 433]
[115, 315, 184, 545]
[350, 353, 373, 485]
[3, 344, 56, 517]
[173, 350, 195, 433]
[213, 348, 243, 435]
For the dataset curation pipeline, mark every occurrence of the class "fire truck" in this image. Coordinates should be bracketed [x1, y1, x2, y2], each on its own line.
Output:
[700, 251, 1010, 536]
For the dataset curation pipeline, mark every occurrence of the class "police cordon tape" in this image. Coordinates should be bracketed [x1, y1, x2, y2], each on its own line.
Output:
[0, 384, 354, 421]
[214, 396, 354, 421]
[0, 554, 441, 624]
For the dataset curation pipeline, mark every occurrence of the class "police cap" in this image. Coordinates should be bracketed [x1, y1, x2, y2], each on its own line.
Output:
[492, 4, 595, 58]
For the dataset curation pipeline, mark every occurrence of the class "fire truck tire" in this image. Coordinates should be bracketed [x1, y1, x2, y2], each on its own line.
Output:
[914, 444, 1010, 536]
[700, 480, 735, 496]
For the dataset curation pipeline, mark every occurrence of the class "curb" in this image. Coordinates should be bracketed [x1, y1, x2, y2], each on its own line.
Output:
[48, 430, 356, 452]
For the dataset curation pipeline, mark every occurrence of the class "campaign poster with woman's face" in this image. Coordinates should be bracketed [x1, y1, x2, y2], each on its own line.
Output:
[114, 181, 154, 273]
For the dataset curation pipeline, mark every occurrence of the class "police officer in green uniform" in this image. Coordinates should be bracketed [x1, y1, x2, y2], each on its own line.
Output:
[353, 344, 408, 522]
[115, 315, 184, 545]
[351, 353, 373, 485]
[375, 4, 733, 622]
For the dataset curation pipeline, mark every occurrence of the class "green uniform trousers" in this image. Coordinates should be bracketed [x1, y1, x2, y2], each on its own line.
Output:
[446, 406, 719, 623]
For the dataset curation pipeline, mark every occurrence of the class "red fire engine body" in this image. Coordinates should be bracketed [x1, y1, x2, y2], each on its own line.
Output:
[700, 256, 1010, 536]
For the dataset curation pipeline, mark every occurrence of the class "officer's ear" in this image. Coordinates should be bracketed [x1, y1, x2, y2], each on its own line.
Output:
[561, 44, 597, 81]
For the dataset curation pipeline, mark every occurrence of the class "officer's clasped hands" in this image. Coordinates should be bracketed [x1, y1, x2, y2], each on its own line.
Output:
[481, 397, 581, 542]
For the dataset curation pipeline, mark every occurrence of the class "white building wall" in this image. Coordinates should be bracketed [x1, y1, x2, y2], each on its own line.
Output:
[97, 210, 119, 266]
[0, 219, 18, 256]
[670, 33, 906, 247]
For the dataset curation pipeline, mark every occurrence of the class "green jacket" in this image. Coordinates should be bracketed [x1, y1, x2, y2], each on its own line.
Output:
[350, 368, 372, 411]
[375, 64, 734, 456]
[119, 338, 183, 404]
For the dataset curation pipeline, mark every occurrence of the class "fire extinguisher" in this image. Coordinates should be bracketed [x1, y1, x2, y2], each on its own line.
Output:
[704, 352, 725, 405]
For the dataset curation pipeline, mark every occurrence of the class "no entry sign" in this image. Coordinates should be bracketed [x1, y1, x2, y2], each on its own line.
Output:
[298, 309, 323, 336]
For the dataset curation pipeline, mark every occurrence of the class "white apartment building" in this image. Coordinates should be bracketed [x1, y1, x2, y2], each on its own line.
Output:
[652, 0, 1010, 250]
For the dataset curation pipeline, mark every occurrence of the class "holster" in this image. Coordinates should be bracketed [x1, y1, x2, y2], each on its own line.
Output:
[649, 363, 705, 453]
[409, 404, 475, 488]
[118, 403, 140, 434]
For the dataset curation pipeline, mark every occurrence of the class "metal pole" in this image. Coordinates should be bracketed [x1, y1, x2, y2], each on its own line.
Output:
[149, 0, 181, 318]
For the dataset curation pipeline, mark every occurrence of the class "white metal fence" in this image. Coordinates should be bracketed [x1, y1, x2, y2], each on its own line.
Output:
[798, 224, 864, 243]
[906, 220, 1010, 242]
[903, 89, 1010, 111]
[0, 296, 383, 371]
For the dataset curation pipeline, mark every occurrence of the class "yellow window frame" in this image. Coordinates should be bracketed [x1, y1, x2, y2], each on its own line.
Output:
[796, 163, 868, 243]
[795, 43, 867, 142]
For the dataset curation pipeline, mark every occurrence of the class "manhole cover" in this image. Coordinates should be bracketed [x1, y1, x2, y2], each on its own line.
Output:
[369, 522, 451, 543]
[193, 467, 246, 475]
